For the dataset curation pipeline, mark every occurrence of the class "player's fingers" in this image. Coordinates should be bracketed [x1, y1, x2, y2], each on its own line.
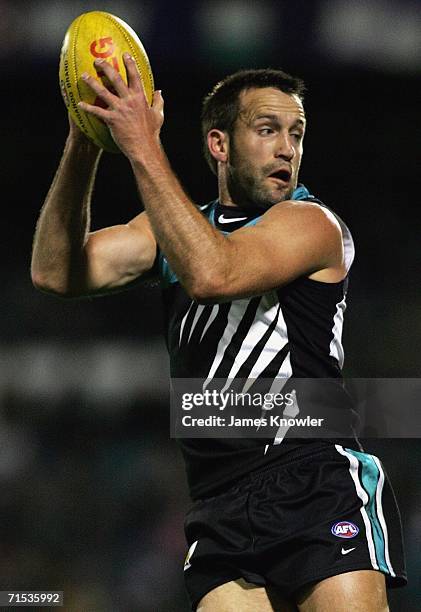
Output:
[153, 90, 164, 109]
[81, 72, 116, 106]
[123, 53, 144, 95]
[78, 100, 111, 122]
[153, 90, 164, 119]
[93, 58, 128, 98]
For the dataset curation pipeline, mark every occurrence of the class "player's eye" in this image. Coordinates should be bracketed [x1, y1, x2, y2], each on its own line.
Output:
[258, 127, 274, 135]
[291, 132, 303, 141]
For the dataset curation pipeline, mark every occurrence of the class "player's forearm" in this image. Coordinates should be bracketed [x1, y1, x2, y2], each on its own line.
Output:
[31, 137, 102, 295]
[130, 148, 228, 300]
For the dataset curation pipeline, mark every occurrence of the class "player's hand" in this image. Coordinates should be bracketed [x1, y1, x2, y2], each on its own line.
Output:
[77, 53, 164, 162]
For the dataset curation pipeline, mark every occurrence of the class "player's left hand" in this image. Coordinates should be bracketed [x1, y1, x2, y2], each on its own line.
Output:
[78, 53, 164, 161]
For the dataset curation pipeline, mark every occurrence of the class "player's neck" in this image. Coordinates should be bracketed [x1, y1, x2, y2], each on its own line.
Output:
[218, 186, 237, 208]
[217, 169, 238, 208]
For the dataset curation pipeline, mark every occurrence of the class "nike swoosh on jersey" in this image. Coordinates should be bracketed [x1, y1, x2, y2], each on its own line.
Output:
[218, 214, 248, 224]
[341, 547, 356, 555]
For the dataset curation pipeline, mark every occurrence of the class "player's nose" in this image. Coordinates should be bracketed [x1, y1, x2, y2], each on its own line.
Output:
[275, 131, 295, 161]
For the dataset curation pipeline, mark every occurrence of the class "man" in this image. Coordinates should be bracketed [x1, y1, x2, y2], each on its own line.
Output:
[31, 57, 406, 611]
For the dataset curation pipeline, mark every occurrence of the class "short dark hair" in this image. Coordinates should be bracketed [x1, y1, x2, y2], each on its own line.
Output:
[201, 68, 306, 175]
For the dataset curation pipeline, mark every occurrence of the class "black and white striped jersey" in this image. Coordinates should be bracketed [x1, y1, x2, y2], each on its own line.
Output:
[159, 185, 357, 500]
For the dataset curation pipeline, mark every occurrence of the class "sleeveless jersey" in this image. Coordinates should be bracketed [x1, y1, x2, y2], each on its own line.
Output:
[159, 185, 356, 500]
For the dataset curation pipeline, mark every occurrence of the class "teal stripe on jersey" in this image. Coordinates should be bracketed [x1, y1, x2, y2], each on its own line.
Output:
[209, 202, 216, 225]
[292, 184, 311, 200]
[244, 217, 260, 228]
[345, 448, 388, 573]
[159, 252, 179, 286]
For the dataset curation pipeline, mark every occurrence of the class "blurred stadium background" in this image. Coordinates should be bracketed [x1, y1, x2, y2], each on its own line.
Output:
[1, 0, 420, 610]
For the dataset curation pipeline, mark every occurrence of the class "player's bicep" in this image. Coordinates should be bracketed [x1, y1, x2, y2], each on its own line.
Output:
[218, 204, 343, 299]
[84, 212, 157, 293]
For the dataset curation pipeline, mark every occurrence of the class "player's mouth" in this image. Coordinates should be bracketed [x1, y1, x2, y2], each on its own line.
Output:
[267, 167, 292, 186]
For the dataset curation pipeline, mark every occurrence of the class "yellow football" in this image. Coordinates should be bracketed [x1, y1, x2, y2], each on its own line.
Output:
[59, 11, 154, 153]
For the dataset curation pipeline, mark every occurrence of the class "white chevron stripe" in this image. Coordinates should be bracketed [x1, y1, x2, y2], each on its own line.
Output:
[245, 307, 288, 379]
[273, 388, 299, 445]
[255, 351, 293, 444]
[269, 352, 294, 445]
[335, 445, 379, 570]
[261, 352, 292, 400]
[199, 305, 219, 343]
[273, 350, 293, 382]
[183, 540, 198, 571]
[220, 296, 282, 393]
[203, 299, 253, 390]
[330, 296, 346, 367]
[372, 455, 396, 577]
[179, 302, 195, 346]
[187, 305, 206, 343]
[326, 205, 354, 369]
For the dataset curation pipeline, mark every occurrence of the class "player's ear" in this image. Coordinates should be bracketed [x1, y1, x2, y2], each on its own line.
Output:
[207, 129, 229, 164]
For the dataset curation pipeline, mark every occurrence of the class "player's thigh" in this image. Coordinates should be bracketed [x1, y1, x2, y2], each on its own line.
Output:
[197, 578, 298, 612]
[296, 570, 388, 612]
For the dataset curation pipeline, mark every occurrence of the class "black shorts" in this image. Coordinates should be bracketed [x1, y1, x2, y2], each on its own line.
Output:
[183, 444, 406, 610]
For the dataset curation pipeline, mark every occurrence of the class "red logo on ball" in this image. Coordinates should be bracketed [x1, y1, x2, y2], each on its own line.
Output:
[90, 37, 115, 58]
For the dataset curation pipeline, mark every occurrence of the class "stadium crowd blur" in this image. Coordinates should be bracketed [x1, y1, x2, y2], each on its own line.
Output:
[1, 0, 420, 610]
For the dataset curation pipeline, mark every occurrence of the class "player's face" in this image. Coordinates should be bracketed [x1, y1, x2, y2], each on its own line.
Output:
[227, 87, 306, 209]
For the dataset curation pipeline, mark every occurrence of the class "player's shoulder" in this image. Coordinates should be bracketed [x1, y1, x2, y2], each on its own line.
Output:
[262, 198, 342, 236]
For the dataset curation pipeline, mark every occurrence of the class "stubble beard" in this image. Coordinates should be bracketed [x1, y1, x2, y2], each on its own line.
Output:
[227, 162, 296, 211]
[227, 142, 297, 209]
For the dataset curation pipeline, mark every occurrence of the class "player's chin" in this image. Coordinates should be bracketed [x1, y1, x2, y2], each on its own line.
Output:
[266, 185, 293, 206]
[248, 182, 292, 210]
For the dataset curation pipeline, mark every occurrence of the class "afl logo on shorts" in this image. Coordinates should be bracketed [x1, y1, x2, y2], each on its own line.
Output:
[331, 521, 359, 538]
